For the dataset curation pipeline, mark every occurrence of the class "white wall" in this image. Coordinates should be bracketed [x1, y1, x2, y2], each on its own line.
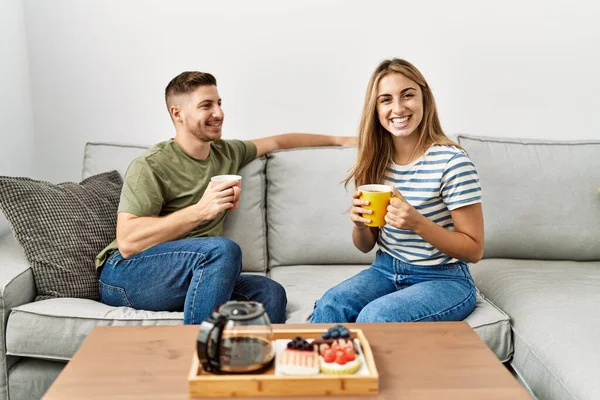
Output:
[23, 0, 600, 183]
[0, 0, 35, 236]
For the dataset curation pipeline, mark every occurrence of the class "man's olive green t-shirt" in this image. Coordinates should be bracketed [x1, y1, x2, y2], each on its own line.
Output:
[96, 139, 257, 268]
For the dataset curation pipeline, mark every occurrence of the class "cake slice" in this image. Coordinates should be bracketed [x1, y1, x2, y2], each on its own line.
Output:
[277, 336, 319, 376]
[312, 324, 357, 353]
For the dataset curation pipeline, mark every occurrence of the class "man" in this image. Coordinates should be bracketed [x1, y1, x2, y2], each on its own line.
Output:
[96, 71, 355, 324]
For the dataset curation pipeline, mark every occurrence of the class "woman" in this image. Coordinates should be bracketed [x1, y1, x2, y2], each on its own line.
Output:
[311, 58, 484, 323]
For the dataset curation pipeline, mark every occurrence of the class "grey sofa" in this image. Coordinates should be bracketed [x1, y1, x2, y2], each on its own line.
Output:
[1, 134, 598, 400]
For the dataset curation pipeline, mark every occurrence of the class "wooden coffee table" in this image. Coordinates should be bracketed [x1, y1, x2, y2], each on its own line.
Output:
[43, 322, 531, 399]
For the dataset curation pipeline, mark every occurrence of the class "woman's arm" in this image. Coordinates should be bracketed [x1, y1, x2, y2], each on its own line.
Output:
[412, 204, 484, 263]
[385, 187, 484, 263]
[352, 225, 379, 253]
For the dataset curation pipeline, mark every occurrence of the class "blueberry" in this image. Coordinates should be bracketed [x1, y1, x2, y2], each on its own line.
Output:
[340, 329, 350, 338]
[287, 342, 294, 349]
[330, 330, 339, 338]
[322, 332, 331, 339]
[294, 336, 302, 342]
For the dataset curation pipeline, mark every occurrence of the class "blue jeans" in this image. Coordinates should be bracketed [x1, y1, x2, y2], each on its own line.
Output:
[310, 250, 476, 323]
[99, 237, 287, 324]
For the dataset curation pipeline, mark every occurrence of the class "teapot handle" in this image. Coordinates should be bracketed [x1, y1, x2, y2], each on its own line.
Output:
[197, 314, 228, 373]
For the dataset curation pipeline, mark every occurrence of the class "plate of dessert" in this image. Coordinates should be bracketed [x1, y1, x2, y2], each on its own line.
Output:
[275, 325, 369, 376]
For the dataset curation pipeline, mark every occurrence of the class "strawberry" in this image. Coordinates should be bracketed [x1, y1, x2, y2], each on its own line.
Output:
[344, 347, 356, 361]
[323, 349, 336, 363]
[335, 351, 347, 365]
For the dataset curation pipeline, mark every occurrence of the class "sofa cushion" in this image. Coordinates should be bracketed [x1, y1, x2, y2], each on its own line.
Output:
[6, 298, 183, 361]
[0, 171, 122, 301]
[457, 135, 600, 260]
[270, 264, 513, 362]
[266, 147, 376, 267]
[471, 258, 600, 400]
[5, 270, 266, 362]
[82, 142, 269, 272]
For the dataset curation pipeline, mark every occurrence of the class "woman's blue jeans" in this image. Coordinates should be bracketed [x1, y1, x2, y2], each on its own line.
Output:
[99, 237, 287, 324]
[310, 250, 476, 323]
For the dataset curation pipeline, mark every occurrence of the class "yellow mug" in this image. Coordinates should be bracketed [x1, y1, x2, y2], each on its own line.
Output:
[358, 184, 393, 227]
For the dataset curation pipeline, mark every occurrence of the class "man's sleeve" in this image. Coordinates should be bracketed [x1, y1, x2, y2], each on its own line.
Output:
[440, 152, 482, 211]
[118, 159, 164, 217]
[226, 140, 258, 170]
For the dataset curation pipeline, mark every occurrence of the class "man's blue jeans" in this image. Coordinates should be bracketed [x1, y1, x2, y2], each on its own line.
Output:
[310, 250, 476, 323]
[99, 237, 287, 324]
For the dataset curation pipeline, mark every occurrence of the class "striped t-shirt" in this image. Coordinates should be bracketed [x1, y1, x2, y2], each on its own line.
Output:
[377, 144, 482, 266]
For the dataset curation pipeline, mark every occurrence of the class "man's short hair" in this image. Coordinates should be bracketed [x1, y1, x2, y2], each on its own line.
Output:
[165, 71, 217, 110]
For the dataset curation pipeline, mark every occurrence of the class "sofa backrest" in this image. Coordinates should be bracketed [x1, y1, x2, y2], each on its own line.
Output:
[265, 147, 376, 267]
[82, 142, 268, 272]
[458, 135, 600, 261]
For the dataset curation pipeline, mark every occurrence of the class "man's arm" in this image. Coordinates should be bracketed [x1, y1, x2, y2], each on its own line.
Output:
[251, 134, 356, 158]
[117, 209, 203, 258]
[117, 180, 239, 258]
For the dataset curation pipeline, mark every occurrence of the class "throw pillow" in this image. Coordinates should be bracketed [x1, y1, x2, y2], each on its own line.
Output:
[0, 171, 122, 301]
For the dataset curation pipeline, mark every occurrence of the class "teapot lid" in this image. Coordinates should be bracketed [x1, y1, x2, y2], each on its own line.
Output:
[216, 301, 266, 321]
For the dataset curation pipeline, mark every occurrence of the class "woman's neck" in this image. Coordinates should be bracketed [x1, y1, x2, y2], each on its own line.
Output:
[392, 133, 424, 165]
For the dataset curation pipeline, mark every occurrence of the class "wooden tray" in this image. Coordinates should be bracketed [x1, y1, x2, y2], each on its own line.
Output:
[188, 328, 379, 397]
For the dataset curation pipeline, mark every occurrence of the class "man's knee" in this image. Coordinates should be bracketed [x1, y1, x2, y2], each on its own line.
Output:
[252, 277, 287, 323]
[187, 237, 242, 264]
[208, 237, 241, 258]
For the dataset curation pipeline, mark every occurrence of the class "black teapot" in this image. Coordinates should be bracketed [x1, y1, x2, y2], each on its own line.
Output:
[197, 301, 275, 373]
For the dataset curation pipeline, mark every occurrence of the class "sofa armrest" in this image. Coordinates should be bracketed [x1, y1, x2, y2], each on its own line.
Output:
[0, 234, 36, 312]
[0, 233, 36, 397]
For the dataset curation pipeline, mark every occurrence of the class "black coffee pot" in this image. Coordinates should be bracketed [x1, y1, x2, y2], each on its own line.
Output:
[197, 301, 275, 373]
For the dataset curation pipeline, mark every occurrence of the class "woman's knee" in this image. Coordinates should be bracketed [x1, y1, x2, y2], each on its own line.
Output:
[314, 286, 348, 313]
[356, 302, 391, 323]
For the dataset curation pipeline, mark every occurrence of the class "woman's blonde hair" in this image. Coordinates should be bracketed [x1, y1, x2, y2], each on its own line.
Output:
[345, 58, 462, 188]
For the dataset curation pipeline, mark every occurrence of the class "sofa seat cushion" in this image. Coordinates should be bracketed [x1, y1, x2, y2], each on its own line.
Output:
[6, 298, 183, 361]
[471, 258, 600, 400]
[271, 264, 512, 361]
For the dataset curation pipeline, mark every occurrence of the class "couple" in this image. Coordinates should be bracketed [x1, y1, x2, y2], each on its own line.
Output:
[96, 58, 484, 326]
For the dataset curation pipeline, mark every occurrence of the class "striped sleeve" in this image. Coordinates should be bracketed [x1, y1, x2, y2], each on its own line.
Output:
[440, 152, 482, 211]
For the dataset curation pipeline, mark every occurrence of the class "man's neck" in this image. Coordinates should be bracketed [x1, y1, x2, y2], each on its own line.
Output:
[173, 131, 211, 160]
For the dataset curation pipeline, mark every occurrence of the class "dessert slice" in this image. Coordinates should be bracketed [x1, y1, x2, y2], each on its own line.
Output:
[277, 336, 319, 376]
[312, 324, 357, 353]
[319, 341, 361, 375]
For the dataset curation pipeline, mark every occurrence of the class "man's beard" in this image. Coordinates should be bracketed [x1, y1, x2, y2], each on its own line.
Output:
[187, 121, 220, 142]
